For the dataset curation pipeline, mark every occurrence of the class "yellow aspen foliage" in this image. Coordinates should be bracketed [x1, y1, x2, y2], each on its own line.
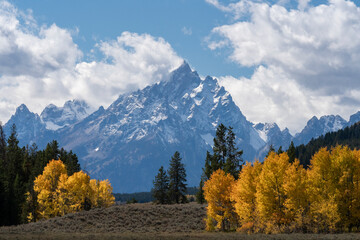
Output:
[57, 171, 93, 214]
[33, 159, 67, 219]
[307, 146, 360, 232]
[31, 159, 115, 221]
[307, 147, 341, 232]
[204, 169, 236, 231]
[256, 152, 290, 231]
[283, 159, 308, 230]
[230, 160, 262, 232]
[89, 179, 115, 208]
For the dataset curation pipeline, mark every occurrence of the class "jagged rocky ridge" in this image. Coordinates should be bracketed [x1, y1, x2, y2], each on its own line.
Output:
[3, 62, 360, 192]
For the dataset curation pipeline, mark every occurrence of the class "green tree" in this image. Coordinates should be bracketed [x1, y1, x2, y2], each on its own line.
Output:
[213, 124, 228, 169]
[196, 178, 205, 204]
[152, 166, 169, 204]
[287, 141, 296, 164]
[6, 124, 25, 225]
[203, 124, 243, 180]
[224, 126, 243, 179]
[0, 123, 6, 226]
[168, 151, 187, 203]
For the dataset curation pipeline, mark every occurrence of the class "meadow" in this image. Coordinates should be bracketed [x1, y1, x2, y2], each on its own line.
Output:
[2, 202, 360, 240]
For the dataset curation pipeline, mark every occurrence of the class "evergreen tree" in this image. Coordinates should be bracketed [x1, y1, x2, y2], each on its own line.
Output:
[0, 123, 6, 226]
[266, 144, 275, 158]
[277, 146, 283, 154]
[212, 124, 227, 169]
[0, 123, 81, 225]
[152, 166, 169, 204]
[6, 124, 24, 225]
[224, 126, 243, 179]
[203, 124, 243, 180]
[196, 178, 205, 204]
[168, 151, 187, 203]
[60, 149, 80, 176]
[287, 141, 296, 164]
[203, 151, 213, 179]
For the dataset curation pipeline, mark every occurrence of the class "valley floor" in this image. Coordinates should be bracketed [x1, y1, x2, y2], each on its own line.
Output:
[1, 202, 360, 239]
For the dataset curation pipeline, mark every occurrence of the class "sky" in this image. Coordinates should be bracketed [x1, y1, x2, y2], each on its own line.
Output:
[1, 0, 360, 134]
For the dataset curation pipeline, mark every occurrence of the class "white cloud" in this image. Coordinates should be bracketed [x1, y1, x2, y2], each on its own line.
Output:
[182, 26, 192, 36]
[208, 0, 360, 133]
[298, 0, 310, 10]
[0, 2, 182, 123]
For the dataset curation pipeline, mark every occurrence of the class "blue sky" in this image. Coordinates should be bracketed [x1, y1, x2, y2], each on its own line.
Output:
[12, 0, 250, 78]
[1, 0, 360, 133]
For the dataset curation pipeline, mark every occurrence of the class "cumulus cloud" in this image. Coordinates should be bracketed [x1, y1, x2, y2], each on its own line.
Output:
[0, 2, 182, 123]
[208, 0, 360, 133]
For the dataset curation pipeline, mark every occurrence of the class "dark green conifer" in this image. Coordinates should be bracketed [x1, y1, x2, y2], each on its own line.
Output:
[203, 124, 243, 180]
[224, 126, 243, 179]
[195, 178, 205, 204]
[287, 141, 296, 164]
[152, 166, 169, 204]
[168, 151, 187, 204]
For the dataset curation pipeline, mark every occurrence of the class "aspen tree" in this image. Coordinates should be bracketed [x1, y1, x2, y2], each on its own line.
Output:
[231, 160, 262, 232]
[204, 169, 236, 231]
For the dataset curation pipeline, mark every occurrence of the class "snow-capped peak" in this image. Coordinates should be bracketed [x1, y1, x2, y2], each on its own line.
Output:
[40, 99, 94, 130]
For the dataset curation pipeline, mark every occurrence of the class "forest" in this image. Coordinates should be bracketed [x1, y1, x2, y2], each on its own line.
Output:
[295, 122, 360, 167]
[0, 123, 114, 227]
[3, 121, 360, 236]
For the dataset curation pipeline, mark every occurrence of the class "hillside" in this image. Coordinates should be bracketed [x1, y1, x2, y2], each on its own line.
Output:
[2, 203, 360, 240]
[296, 122, 360, 166]
[0, 203, 205, 235]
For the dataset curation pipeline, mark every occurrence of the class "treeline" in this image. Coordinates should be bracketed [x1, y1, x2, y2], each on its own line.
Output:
[295, 122, 360, 167]
[204, 146, 360, 233]
[0, 124, 80, 226]
[114, 187, 198, 203]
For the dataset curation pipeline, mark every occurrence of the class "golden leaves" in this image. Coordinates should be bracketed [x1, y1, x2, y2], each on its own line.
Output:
[30, 159, 115, 221]
[205, 145, 360, 233]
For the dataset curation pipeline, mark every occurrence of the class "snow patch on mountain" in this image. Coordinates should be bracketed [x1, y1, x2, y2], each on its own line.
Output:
[41, 99, 94, 130]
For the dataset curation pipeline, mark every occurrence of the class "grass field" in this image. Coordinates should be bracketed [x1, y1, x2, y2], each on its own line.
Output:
[2, 202, 360, 239]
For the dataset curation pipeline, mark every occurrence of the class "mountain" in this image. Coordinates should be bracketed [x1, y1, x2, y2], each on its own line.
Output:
[348, 111, 360, 127]
[56, 62, 265, 192]
[293, 115, 347, 146]
[3, 104, 53, 147]
[4, 62, 360, 192]
[295, 122, 360, 167]
[40, 99, 94, 130]
[254, 122, 292, 158]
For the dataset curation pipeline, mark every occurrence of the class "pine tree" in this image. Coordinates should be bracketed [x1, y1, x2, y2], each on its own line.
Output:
[287, 141, 296, 164]
[224, 126, 243, 179]
[212, 124, 227, 169]
[0, 123, 6, 226]
[203, 124, 243, 180]
[203, 151, 213, 179]
[168, 151, 187, 203]
[196, 178, 205, 204]
[152, 166, 169, 204]
[6, 124, 24, 225]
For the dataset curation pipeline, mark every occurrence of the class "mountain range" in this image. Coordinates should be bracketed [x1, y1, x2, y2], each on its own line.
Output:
[3, 62, 360, 192]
